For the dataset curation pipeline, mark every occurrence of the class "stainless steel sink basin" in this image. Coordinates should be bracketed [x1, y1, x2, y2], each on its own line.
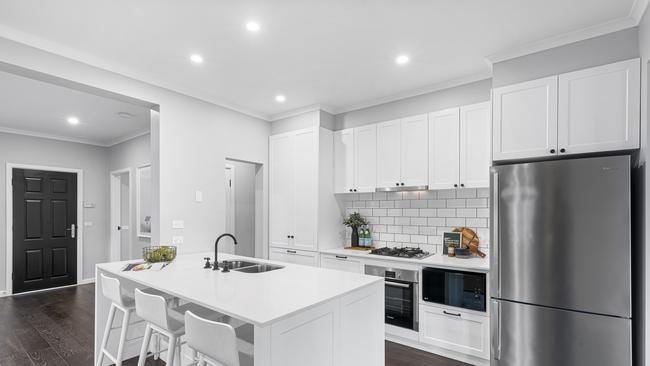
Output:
[219, 260, 259, 269]
[234, 264, 284, 273]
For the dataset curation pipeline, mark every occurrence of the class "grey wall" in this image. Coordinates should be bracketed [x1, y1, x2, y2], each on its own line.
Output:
[108, 133, 151, 259]
[492, 27, 640, 88]
[334, 79, 492, 130]
[0, 132, 109, 290]
[229, 160, 256, 257]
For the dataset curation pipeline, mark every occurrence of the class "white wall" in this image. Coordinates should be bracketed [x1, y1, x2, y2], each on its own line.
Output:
[0, 132, 109, 289]
[108, 133, 151, 259]
[0, 37, 272, 261]
[334, 79, 491, 130]
[270, 109, 320, 134]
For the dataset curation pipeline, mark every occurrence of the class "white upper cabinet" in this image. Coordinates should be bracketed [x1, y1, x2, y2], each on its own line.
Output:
[429, 108, 460, 189]
[492, 75, 559, 161]
[334, 129, 354, 194]
[558, 58, 640, 155]
[269, 133, 295, 247]
[376, 119, 402, 188]
[460, 102, 491, 188]
[353, 124, 377, 192]
[400, 114, 429, 187]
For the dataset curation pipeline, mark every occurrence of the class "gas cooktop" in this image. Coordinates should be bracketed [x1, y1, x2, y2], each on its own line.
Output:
[369, 246, 432, 259]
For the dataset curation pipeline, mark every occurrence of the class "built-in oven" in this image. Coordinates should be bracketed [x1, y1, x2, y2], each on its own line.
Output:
[422, 267, 486, 312]
[365, 264, 419, 331]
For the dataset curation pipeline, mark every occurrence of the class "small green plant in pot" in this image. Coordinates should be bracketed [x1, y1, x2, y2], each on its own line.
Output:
[343, 212, 368, 247]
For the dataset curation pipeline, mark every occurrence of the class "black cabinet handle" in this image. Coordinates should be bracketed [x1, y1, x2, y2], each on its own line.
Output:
[287, 235, 290, 238]
[550, 149, 556, 154]
[400, 183, 405, 186]
[454, 184, 458, 188]
[335, 255, 348, 259]
[443, 310, 461, 317]
[353, 189, 357, 192]
[460, 183, 465, 187]
[349, 189, 353, 192]
[560, 148, 566, 153]
[290, 235, 295, 239]
[395, 183, 399, 186]
[287, 250, 297, 254]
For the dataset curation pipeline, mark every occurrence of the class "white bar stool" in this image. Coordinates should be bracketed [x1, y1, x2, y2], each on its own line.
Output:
[184, 310, 241, 366]
[135, 288, 186, 366]
[96, 274, 177, 366]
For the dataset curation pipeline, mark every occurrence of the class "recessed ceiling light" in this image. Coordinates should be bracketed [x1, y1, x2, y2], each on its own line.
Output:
[275, 95, 286, 103]
[67, 116, 80, 125]
[395, 55, 410, 65]
[246, 21, 261, 32]
[190, 54, 204, 64]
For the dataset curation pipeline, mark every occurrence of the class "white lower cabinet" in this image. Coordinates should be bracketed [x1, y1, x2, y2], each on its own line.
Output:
[419, 304, 490, 360]
[269, 247, 320, 267]
[319, 254, 362, 273]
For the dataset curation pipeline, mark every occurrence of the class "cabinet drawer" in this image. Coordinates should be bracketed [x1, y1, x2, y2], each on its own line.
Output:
[320, 254, 362, 273]
[269, 247, 320, 267]
[419, 304, 489, 360]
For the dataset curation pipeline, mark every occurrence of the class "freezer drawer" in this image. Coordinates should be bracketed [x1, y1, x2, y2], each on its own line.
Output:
[491, 300, 631, 366]
[491, 155, 631, 317]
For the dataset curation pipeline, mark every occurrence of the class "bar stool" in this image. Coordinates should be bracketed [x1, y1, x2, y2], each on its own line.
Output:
[96, 274, 176, 366]
[184, 310, 241, 366]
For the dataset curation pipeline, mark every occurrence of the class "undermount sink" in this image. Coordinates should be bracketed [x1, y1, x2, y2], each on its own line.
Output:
[234, 264, 284, 273]
[220, 260, 259, 269]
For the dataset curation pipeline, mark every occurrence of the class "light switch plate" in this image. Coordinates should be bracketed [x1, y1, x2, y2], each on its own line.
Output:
[195, 190, 203, 202]
[83, 202, 95, 208]
[172, 220, 184, 229]
[172, 236, 184, 244]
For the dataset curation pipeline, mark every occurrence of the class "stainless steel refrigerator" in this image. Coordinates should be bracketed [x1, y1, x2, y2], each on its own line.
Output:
[490, 155, 632, 366]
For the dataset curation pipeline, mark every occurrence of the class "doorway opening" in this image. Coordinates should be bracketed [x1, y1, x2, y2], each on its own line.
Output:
[224, 159, 263, 258]
[110, 168, 131, 261]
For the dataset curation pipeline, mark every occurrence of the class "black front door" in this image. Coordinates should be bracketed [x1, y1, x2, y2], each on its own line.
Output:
[12, 169, 77, 294]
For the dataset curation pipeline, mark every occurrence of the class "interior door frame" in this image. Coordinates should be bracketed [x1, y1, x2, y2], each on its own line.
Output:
[109, 168, 132, 262]
[224, 163, 236, 254]
[5, 163, 84, 295]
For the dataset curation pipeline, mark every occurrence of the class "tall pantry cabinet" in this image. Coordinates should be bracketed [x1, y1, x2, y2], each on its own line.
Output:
[269, 127, 339, 266]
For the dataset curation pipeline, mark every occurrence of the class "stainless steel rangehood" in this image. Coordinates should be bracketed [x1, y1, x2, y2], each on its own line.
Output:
[375, 185, 428, 192]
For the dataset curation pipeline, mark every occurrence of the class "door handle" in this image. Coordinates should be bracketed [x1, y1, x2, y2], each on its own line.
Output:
[491, 170, 500, 298]
[491, 299, 501, 360]
[66, 224, 76, 239]
[385, 281, 410, 288]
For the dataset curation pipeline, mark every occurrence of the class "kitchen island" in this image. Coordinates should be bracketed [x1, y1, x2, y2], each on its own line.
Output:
[95, 253, 384, 366]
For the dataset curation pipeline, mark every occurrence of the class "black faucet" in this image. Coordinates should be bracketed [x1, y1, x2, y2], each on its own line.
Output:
[214, 233, 238, 270]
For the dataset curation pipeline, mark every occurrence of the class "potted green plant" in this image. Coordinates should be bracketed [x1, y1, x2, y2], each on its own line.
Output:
[343, 212, 369, 247]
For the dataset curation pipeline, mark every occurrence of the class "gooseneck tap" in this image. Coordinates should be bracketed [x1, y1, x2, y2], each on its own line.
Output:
[214, 233, 238, 270]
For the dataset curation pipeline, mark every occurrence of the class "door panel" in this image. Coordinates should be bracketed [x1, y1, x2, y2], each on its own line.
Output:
[491, 300, 631, 366]
[269, 134, 294, 247]
[492, 76, 558, 161]
[558, 58, 640, 155]
[334, 129, 354, 193]
[429, 108, 460, 189]
[354, 125, 377, 192]
[13, 169, 77, 294]
[493, 156, 631, 316]
[293, 129, 318, 250]
[400, 115, 429, 186]
[376, 120, 402, 188]
[460, 102, 490, 188]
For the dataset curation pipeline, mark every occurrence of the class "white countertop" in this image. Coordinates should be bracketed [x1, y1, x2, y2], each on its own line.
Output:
[97, 252, 382, 327]
[320, 248, 490, 272]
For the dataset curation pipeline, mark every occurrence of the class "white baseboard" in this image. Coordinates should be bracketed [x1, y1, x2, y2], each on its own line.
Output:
[79, 277, 96, 285]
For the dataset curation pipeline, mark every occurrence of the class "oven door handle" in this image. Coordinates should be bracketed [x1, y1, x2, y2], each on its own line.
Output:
[385, 281, 410, 288]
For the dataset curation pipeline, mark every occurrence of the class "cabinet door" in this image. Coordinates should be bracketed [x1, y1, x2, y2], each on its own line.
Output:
[292, 129, 318, 250]
[401, 115, 429, 187]
[376, 119, 402, 188]
[558, 58, 640, 155]
[492, 76, 558, 161]
[419, 304, 490, 360]
[269, 133, 294, 247]
[320, 254, 361, 273]
[354, 124, 377, 193]
[269, 247, 319, 267]
[334, 129, 354, 194]
[460, 102, 491, 188]
[429, 108, 460, 190]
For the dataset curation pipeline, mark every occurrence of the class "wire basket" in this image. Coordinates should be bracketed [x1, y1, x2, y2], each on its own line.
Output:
[142, 246, 177, 263]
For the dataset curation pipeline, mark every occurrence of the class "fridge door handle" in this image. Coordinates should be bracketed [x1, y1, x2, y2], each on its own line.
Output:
[491, 170, 500, 298]
[491, 299, 501, 360]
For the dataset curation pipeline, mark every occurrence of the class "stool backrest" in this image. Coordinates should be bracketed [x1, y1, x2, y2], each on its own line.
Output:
[100, 273, 127, 307]
[185, 310, 240, 366]
[134, 288, 171, 330]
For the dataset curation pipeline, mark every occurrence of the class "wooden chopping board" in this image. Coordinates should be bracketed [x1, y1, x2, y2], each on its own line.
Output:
[452, 227, 486, 258]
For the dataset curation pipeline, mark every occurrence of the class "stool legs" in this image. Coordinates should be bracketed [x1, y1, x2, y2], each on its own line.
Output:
[114, 309, 131, 366]
[96, 303, 117, 366]
[137, 325, 153, 366]
[166, 335, 177, 366]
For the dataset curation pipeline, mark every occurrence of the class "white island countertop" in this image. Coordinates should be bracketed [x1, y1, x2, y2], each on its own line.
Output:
[97, 252, 383, 327]
[320, 247, 490, 272]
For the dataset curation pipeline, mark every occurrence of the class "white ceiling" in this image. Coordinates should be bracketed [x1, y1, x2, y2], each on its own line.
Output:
[0, 71, 151, 146]
[0, 0, 643, 120]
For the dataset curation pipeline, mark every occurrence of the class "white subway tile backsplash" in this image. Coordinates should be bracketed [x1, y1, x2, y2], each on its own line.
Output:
[343, 189, 490, 249]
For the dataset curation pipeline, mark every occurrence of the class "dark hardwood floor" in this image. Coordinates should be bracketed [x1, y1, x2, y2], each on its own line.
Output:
[0, 284, 469, 366]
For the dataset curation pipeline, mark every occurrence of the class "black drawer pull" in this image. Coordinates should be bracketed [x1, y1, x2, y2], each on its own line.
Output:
[287, 250, 297, 254]
[443, 310, 461, 317]
[335, 255, 348, 259]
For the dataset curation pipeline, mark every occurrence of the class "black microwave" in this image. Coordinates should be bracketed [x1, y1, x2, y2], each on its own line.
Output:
[422, 267, 486, 312]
